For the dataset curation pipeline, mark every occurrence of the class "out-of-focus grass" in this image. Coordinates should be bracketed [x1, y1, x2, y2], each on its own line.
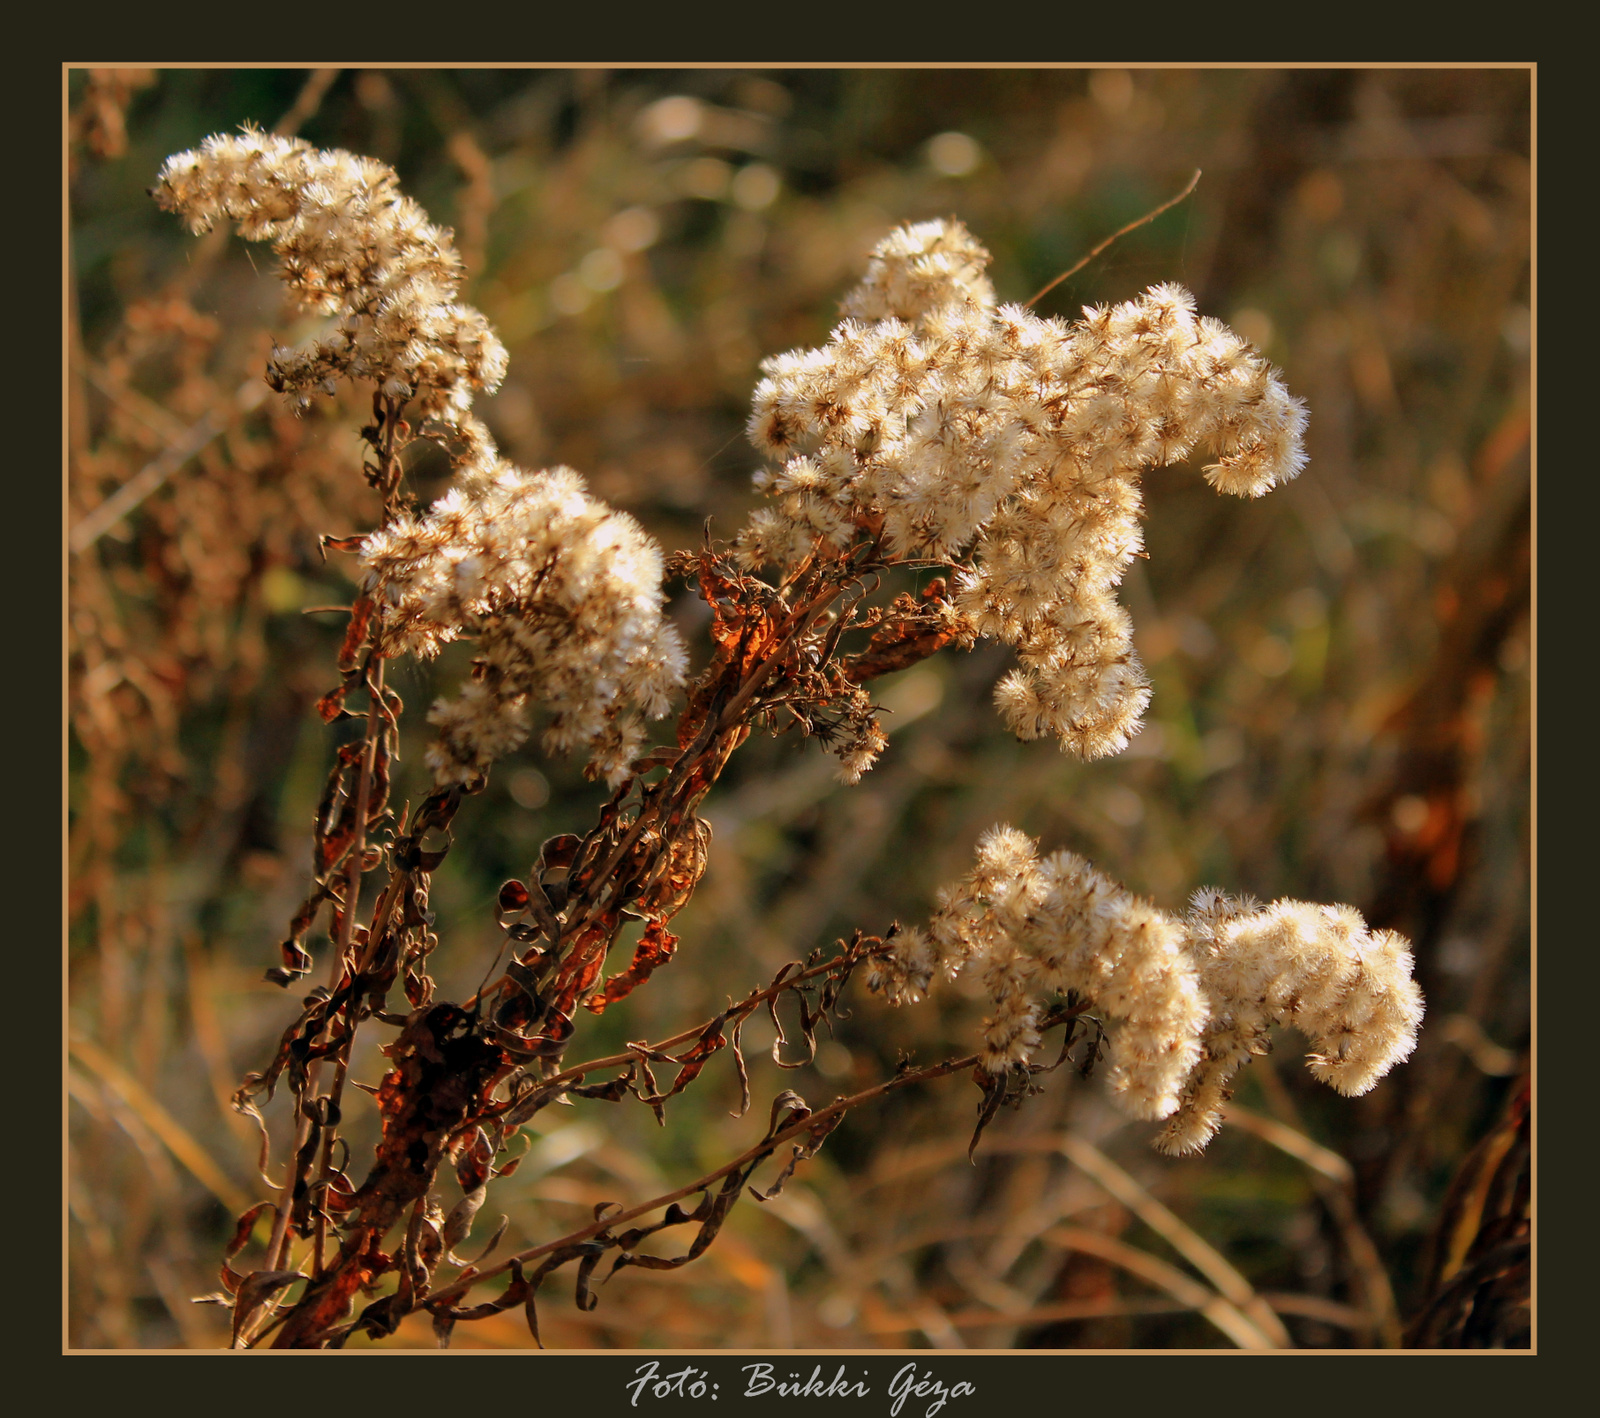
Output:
[67, 67, 1529, 1349]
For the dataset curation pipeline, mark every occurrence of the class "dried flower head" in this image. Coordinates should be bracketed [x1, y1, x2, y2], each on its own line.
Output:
[870, 826, 1422, 1150]
[737, 219, 1307, 760]
[360, 460, 687, 788]
[1155, 888, 1425, 1155]
[155, 131, 684, 790]
[152, 127, 507, 449]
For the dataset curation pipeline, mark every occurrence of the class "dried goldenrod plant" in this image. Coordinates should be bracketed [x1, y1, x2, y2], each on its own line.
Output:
[150, 130, 1422, 1349]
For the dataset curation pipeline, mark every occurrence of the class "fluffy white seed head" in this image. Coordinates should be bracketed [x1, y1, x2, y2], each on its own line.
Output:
[1152, 891, 1425, 1155]
[736, 221, 1306, 763]
[157, 133, 681, 791]
[360, 460, 685, 788]
[871, 827, 1422, 1151]
[153, 128, 507, 432]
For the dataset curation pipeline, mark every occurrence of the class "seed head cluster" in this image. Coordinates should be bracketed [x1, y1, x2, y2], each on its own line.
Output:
[360, 462, 687, 788]
[738, 219, 1308, 759]
[1159, 887, 1426, 1155]
[155, 132, 683, 787]
[869, 826, 1423, 1153]
[152, 128, 507, 447]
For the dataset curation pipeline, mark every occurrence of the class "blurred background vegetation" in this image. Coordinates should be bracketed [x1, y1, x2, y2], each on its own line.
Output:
[67, 66, 1530, 1349]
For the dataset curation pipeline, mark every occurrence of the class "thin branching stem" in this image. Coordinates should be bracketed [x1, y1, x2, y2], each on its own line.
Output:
[430, 1049, 984, 1309]
[540, 944, 892, 1091]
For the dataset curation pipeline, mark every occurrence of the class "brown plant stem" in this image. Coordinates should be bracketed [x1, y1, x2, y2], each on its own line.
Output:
[306, 681, 386, 1282]
[563, 574, 851, 950]
[469, 558, 871, 1035]
[302, 403, 411, 1277]
[243, 401, 406, 1340]
[541, 944, 892, 1091]
[429, 1049, 986, 1314]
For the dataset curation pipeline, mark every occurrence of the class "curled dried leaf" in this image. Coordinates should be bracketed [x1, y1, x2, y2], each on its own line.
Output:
[219, 1201, 278, 1296]
[585, 918, 679, 1015]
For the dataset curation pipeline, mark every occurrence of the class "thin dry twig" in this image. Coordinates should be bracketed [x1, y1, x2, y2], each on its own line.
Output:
[1221, 1105, 1354, 1183]
[273, 68, 342, 138]
[1025, 168, 1202, 307]
[539, 941, 890, 1092]
[68, 379, 269, 552]
[427, 1048, 985, 1313]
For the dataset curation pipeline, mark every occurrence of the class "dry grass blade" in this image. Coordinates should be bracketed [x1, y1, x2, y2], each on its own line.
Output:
[863, 1295, 1188, 1336]
[272, 69, 341, 137]
[1221, 1105, 1353, 1184]
[1258, 1292, 1370, 1331]
[1042, 1224, 1276, 1349]
[1246, 1063, 1404, 1346]
[1054, 1132, 1292, 1347]
[760, 1185, 967, 1349]
[1225, 1105, 1398, 1341]
[69, 1034, 251, 1214]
